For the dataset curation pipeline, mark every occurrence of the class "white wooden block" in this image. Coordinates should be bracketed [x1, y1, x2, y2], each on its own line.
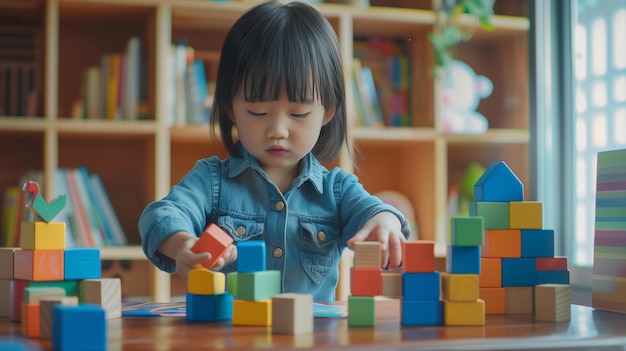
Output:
[272, 293, 313, 335]
[79, 278, 122, 319]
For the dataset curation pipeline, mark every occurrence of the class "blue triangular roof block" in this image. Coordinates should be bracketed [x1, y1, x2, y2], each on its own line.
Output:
[474, 161, 524, 202]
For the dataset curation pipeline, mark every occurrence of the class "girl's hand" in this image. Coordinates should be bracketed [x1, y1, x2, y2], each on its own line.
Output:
[175, 237, 238, 283]
[347, 211, 406, 269]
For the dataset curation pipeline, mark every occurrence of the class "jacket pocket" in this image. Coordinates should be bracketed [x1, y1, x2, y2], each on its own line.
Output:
[217, 215, 264, 242]
[299, 217, 339, 284]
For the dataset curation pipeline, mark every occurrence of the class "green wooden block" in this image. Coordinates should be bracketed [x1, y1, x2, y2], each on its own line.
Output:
[237, 270, 281, 301]
[469, 202, 510, 230]
[450, 216, 484, 246]
[29, 281, 79, 297]
[348, 296, 376, 326]
[227, 272, 238, 298]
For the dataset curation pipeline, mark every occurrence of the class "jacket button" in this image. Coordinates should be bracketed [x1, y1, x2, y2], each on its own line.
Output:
[275, 201, 285, 211]
[273, 247, 283, 258]
[235, 226, 246, 236]
[317, 231, 326, 242]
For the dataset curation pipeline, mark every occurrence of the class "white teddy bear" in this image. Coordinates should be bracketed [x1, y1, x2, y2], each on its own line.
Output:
[441, 60, 493, 134]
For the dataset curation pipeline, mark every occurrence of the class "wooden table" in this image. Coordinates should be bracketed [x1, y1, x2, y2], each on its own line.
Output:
[1, 300, 626, 350]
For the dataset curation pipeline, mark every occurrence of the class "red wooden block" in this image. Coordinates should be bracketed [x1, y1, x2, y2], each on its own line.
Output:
[191, 224, 234, 269]
[536, 256, 568, 271]
[402, 240, 435, 273]
[351, 267, 382, 296]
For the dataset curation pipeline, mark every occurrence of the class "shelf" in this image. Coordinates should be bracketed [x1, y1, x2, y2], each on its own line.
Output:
[352, 127, 438, 144]
[56, 119, 158, 137]
[100, 245, 146, 260]
[0, 117, 48, 132]
[444, 129, 530, 145]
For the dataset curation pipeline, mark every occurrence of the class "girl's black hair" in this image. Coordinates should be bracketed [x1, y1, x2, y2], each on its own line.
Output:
[211, 1, 348, 162]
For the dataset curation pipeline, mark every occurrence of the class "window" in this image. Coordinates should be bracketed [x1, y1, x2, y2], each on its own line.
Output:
[531, 0, 626, 298]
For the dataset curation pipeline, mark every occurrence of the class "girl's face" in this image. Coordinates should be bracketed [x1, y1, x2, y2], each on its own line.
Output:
[231, 88, 334, 181]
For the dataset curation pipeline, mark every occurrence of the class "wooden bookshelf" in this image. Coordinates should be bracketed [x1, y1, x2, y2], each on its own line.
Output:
[0, 0, 531, 302]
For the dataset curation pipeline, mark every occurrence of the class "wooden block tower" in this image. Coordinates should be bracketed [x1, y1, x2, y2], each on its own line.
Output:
[443, 216, 485, 326]
[472, 161, 571, 321]
[231, 240, 281, 326]
[3, 181, 120, 348]
[348, 241, 383, 326]
[187, 224, 234, 322]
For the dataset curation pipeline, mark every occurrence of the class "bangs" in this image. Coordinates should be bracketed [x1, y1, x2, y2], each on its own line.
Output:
[238, 17, 335, 108]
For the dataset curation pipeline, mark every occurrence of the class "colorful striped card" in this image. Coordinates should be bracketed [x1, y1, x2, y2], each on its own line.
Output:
[592, 148, 626, 313]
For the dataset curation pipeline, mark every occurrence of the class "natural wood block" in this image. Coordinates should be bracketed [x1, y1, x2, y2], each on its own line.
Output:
[14, 249, 64, 281]
[535, 284, 571, 322]
[0, 248, 19, 279]
[9, 280, 29, 322]
[353, 241, 381, 268]
[482, 230, 521, 258]
[441, 273, 479, 302]
[402, 240, 435, 273]
[272, 293, 313, 335]
[351, 267, 382, 296]
[0, 279, 11, 317]
[24, 286, 66, 303]
[348, 295, 376, 327]
[505, 287, 533, 314]
[79, 278, 122, 319]
[509, 201, 543, 229]
[381, 271, 403, 297]
[191, 223, 234, 269]
[188, 268, 225, 295]
[449, 216, 484, 246]
[233, 299, 272, 326]
[39, 296, 79, 339]
[536, 256, 568, 271]
[480, 287, 506, 315]
[443, 299, 485, 326]
[479, 258, 502, 287]
[20, 222, 66, 250]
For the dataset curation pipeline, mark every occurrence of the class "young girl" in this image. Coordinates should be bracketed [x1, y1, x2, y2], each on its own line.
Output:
[139, 1, 410, 302]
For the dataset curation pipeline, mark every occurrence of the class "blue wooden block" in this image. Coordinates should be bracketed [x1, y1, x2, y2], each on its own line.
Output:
[403, 272, 440, 301]
[401, 299, 443, 326]
[521, 229, 555, 258]
[236, 241, 266, 273]
[502, 258, 537, 286]
[474, 161, 524, 202]
[64, 248, 101, 280]
[536, 270, 570, 285]
[446, 245, 481, 274]
[53, 304, 106, 351]
[0, 339, 40, 350]
[186, 292, 234, 322]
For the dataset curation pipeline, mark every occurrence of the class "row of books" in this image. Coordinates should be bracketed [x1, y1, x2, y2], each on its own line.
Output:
[74, 36, 143, 120]
[168, 40, 213, 126]
[1, 167, 127, 248]
[353, 37, 410, 127]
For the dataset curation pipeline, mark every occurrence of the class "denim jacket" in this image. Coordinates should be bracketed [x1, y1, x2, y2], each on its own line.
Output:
[139, 143, 410, 302]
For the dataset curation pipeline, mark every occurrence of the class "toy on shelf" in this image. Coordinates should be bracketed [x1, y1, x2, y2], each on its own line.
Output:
[441, 60, 493, 134]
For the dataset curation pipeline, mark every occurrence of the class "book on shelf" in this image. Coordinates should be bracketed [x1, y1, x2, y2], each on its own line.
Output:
[352, 57, 384, 127]
[0, 168, 127, 248]
[77, 36, 142, 120]
[354, 37, 411, 127]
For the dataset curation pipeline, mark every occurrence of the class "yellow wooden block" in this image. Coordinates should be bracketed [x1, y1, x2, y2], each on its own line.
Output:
[188, 268, 225, 295]
[20, 222, 66, 250]
[441, 273, 479, 302]
[509, 201, 542, 229]
[233, 299, 272, 326]
[444, 299, 485, 326]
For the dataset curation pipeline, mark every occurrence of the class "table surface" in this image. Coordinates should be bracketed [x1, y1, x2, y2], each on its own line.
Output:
[1, 300, 626, 351]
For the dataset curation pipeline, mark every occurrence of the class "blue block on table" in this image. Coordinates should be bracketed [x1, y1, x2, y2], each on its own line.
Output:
[186, 292, 233, 322]
[53, 304, 106, 351]
[401, 299, 443, 326]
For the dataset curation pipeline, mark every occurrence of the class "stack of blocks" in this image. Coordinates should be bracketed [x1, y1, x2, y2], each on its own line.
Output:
[472, 161, 571, 322]
[230, 240, 281, 326]
[348, 241, 383, 326]
[0, 181, 121, 350]
[187, 224, 234, 322]
[444, 216, 485, 325]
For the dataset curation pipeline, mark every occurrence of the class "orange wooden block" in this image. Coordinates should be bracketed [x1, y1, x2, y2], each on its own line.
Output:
[480, 287, 505, 315]
[536, 256, 568, 271]
[479, 258, 502, 287]
[351, 267, 382, 296]
[191, 224, 234, 269]
[402, 240, 435, 273]
[14, 250, 64, 281]
[21, 301, 40, 338]
[482, 230, 521, 258]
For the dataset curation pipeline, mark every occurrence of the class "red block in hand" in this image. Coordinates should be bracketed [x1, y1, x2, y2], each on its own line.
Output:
[191, 224, 234, 269]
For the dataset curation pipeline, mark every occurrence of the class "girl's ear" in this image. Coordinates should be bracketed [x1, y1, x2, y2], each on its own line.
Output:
[323, 107, 336, 126]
